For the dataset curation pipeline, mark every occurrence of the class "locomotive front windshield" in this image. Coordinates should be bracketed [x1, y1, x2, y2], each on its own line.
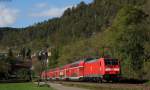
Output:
[104, 59, 118, 65]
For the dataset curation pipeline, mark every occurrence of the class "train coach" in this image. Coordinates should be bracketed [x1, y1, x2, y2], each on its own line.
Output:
[41, 57, 120, 82]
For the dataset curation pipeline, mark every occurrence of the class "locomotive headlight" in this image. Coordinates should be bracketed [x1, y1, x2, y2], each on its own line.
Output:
[114, 68, 120, 71]
[105, 68, 111, 71]
[105, 68, 120, 71]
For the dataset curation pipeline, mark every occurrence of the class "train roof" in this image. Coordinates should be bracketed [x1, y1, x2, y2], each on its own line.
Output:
[70, 60, 84, 65]
[84, 57, 99, 62]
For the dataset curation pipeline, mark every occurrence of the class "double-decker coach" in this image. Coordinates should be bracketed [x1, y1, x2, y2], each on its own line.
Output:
[47, 70, 53, 80]
[67, 60, 84, 80]
[53, 68, 60, 80]
[59, 65, 70, 80]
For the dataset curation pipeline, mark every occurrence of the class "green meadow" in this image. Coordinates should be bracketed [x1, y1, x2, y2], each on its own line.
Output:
[0, 83, 54, 90]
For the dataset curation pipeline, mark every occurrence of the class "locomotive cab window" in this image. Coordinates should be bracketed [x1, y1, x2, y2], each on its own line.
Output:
[104, 59, 118, 65]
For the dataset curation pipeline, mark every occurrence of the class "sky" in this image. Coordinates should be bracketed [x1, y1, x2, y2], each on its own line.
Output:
[0, 0, 93, 28]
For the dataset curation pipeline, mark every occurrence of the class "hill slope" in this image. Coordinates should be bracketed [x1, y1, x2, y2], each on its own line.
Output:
[0, 0, 147, 49]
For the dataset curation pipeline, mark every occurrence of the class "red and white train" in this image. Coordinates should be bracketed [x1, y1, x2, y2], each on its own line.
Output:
[41, 57, 120, 82]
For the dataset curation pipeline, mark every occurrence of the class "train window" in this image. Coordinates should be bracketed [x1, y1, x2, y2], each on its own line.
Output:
[104, 59, 118, 65]
[71, 63, 78, 67]
[85, 57, 98, 62]
[112, 60, 118, 65]
[85, 58, 94, 61]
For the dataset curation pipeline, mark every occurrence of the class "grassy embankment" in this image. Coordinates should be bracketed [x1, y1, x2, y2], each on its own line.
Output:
[0, 83, 54, 90]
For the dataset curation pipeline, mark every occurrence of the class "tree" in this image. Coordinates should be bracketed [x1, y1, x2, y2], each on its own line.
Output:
[16, 68, 31, 81]
[104, 6, 148, 79]
[8, 48, 14, 57]
[32, 56, 43, 86]
[49, 48, 59, 68]
[20, 47, 32, 60]
[0, 60, 10, 80]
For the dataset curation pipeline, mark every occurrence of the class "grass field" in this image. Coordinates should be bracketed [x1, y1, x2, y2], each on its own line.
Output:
[0, 83, 54, 90]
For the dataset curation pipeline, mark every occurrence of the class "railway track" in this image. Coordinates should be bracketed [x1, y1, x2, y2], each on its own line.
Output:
[49, 81, 150, 89]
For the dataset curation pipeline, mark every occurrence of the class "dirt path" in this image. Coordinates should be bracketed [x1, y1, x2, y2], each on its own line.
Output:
[48, 82, 89, 90]
[36, 82, 89, 90]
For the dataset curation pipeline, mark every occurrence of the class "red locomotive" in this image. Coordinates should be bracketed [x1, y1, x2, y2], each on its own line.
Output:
[41, 57, 120, 82]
